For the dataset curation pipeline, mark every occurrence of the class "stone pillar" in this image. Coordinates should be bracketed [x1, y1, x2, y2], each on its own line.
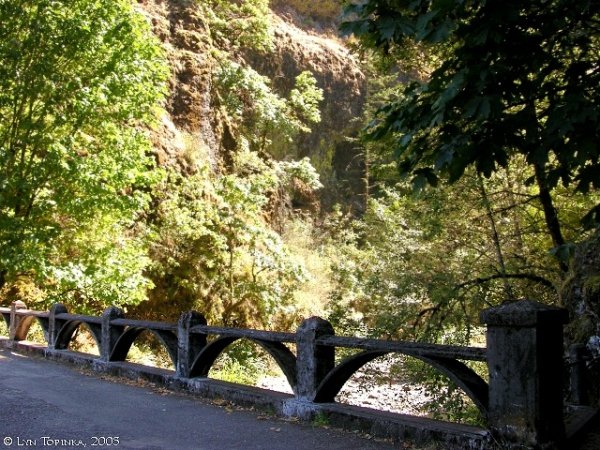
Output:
[296, 317, 335, 401]
[177, 311, 207, 378]
[101, 306, 124, 361]
[9, 300, 27, 341]
[48, 303, 68, 349]
[480, 299, 568, 449]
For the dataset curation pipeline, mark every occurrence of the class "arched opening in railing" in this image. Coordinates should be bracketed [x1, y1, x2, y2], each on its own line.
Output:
[315, 350, 489, 424]
[331, 353, 428, 415]
[67, 324, 101, 356]
[14, 315, 49, 344]
[111, 327, 178, 370]
[55, 321, 101, 355]
[0, 314, 9, 336]
[189, 337, 297, 394]
[0, 314, 10, 336]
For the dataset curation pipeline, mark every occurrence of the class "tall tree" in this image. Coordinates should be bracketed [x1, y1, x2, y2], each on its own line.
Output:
[0, 0, 167, 309]
[342, 0, 600, 273]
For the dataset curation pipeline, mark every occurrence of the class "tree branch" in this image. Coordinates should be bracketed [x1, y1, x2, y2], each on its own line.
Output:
[456, 272, 555, 290]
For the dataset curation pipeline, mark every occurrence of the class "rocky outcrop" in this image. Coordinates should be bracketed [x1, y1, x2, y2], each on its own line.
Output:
[137, 0, 220, 173]
[137, 0, 367, 211]
[244, 12, 367, 211]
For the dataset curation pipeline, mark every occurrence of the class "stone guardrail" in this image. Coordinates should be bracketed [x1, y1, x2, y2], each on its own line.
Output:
[0, 299, 591, 449]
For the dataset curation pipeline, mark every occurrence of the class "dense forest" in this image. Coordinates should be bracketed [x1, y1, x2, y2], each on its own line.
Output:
[1, 0, 599, 416]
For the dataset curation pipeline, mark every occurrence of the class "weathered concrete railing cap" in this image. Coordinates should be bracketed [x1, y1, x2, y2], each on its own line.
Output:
[297, 316, 334, 338]
[480, 299, 568, 327]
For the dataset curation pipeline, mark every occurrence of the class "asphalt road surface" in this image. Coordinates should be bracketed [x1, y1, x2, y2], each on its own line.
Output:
[0, 349, 397, 450]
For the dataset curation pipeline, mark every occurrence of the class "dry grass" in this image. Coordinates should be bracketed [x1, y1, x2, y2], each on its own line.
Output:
[272, 0, 342, 21]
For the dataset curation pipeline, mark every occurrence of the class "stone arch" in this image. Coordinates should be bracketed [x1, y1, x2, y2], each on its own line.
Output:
[110, 327, 178, 369]
[9, 314, 50, 343]
[13, 315, 35, 341]
[314, 350, 489, 416]
[1, 311, 10, 329]
[54, 320, 102, 353]
[189, 336, 297, 393]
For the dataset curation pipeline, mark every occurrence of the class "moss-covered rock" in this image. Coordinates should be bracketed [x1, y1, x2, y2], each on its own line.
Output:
[562, 230, 600, 405]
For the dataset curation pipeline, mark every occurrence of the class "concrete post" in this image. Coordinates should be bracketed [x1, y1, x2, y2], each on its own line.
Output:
[177, 311, 207, 378]
[480, 299, 568, 449]
[9, 300, 27, 341]
[48, 303, 68, 349]
[296, 317, 335, 401]
[101, 306, 124, 361]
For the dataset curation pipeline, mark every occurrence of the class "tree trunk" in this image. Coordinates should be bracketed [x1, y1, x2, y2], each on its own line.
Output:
[477, 175, 514, 299]
[533, 162, 568, 274]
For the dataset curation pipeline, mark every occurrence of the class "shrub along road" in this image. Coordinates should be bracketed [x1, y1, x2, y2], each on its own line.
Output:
[0, 349, 395, 450]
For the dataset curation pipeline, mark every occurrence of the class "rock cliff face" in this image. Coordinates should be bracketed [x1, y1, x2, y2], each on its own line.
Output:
[245, 10, 367, 211]
[137, 0, 218, 173]
[137, 0, 367, 211]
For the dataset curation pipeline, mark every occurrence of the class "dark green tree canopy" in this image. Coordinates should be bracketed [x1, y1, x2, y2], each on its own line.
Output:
[342, 0, 599, 226]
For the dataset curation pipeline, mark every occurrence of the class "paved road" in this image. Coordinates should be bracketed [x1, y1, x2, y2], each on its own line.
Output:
[0, 350, 396, 450]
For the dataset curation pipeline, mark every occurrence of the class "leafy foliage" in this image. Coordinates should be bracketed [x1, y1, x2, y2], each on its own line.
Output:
[150, 152, 308, 328]
[342, 0, 600, 233]
[0, 0, 168, 310]
[202, 0, 273, 51]
[327, 176, 587, 340]
[145, 16, 325, 326]
[215, 61, 323, 156]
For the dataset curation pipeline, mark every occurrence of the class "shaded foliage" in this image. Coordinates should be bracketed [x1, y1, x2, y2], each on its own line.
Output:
[342, 0, 600, 263]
